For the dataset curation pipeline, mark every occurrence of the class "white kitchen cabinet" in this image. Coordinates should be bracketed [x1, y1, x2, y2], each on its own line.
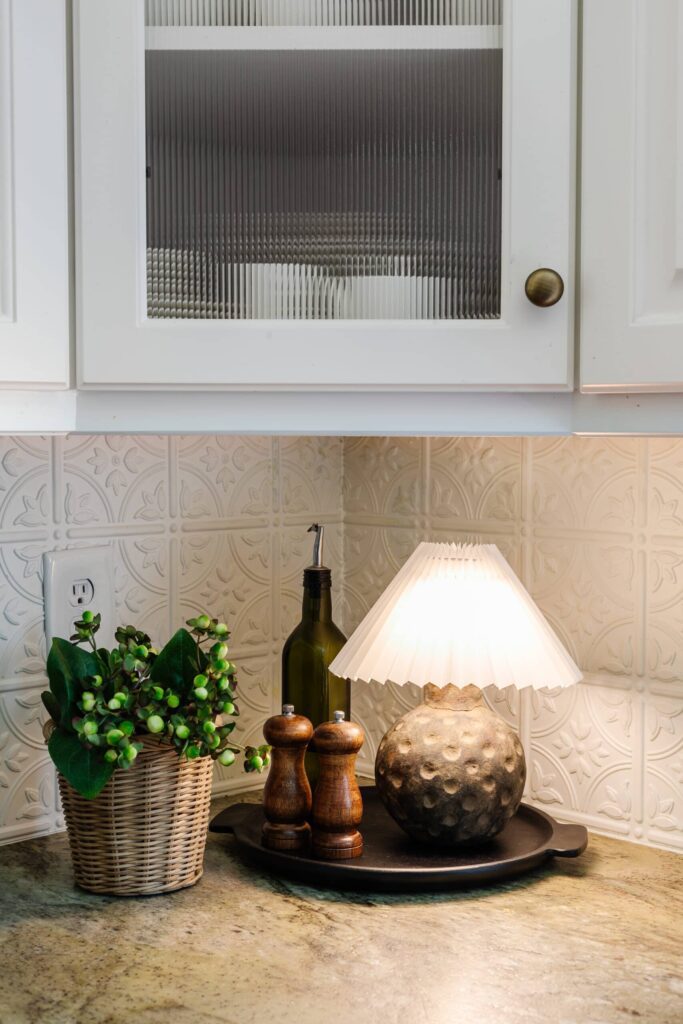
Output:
[0, 0, 69, 388]
[582, 0, 683, 392]
[75, 0, 576, 391]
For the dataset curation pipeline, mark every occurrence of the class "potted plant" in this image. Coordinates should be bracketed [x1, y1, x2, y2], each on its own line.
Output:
[41, 611, 270, 895]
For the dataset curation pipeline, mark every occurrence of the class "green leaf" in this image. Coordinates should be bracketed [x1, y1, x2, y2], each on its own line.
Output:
[46, 638, 101, 729]
[150, 628, 205, 694]
[41, 690, 61, 725]
[48, 728, 115, 799]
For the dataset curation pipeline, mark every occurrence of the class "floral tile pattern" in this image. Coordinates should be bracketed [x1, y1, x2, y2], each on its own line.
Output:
[0, 435, 343, 846]
[430, 436, 522, 525]
[178, 435, 274, 522]
[0, 679, 56, 842]
[645, 690, 683, 849]
[343, 436, 423, 519]
[1, 433, 682, 854]
[344, 437, 683, 854]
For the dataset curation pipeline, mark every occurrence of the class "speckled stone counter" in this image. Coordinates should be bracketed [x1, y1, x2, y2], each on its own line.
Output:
[1, 790, 681, 1024]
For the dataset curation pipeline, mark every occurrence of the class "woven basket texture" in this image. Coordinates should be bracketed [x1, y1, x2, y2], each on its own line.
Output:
[58, 736, 213, 895]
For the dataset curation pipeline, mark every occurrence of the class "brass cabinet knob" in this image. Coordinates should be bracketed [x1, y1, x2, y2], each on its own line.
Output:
[524, 268, 564, 307]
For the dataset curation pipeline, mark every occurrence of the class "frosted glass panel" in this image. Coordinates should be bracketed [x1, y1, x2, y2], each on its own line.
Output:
[145, 15, 502, 320]
[145, 2, 502, 27]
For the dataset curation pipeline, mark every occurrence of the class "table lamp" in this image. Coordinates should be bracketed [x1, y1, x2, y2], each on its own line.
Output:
[329, 542, 582, 846]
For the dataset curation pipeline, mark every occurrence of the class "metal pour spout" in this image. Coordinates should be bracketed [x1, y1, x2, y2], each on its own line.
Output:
[308, 523, 324, 567]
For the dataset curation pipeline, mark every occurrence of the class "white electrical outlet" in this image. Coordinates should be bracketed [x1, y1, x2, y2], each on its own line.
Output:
[43, 547, 115, 648]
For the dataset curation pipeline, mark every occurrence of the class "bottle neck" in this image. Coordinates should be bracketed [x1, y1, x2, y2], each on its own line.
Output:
[302, 568, 333, 623]
[302, 590, 332, 623]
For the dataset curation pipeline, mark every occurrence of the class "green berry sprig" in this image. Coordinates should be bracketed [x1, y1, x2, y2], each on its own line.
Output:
[244, 745, 272, 773]
[59, 611, 270, 778]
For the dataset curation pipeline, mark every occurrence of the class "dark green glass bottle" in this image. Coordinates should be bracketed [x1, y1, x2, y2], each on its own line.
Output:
[282, 524, 349, 784]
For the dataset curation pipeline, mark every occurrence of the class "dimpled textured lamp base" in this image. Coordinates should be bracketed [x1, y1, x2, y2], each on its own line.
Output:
[375, 683, 526, 846]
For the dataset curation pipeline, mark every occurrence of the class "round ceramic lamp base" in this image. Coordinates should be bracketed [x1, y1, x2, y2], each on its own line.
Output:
[375, 684, 526, 847]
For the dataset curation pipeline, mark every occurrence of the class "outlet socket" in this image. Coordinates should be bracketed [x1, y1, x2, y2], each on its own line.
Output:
[70, 578, 95, 608]
[43, 547, 115, 647]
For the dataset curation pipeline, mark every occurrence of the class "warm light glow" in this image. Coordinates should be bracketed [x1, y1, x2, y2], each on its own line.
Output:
[330, 542, 582, 691]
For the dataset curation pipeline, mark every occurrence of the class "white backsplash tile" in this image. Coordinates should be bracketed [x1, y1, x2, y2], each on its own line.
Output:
[0, 678, 58, 842]
[0, 434, 343, 845]
[1, 433, 682, 854]
[344, 437, 683, 854]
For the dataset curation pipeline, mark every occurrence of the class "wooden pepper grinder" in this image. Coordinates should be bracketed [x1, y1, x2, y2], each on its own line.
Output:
[262, 704, 313, 852]
[311, 711, 364, 860]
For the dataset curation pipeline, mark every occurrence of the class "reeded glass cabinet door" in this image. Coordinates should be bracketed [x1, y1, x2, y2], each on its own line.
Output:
[145, 3, 502, 322]
[76, 0, 575, 389]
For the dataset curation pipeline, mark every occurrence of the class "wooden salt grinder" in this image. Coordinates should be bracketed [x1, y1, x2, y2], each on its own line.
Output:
[262, 704, 313, 852]
[311, 711, 364, 860]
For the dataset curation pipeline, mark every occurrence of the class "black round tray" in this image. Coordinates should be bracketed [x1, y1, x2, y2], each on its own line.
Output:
[210, 786, 587, 891]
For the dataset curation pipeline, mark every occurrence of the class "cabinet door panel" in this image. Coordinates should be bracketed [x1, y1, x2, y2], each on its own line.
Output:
[0, 0, 69, 388]
[76, 0, 575, 390]
[582, 0, 683, 392]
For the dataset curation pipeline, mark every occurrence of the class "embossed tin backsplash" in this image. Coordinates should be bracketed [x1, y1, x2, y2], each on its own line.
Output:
[0, 436, 343, 845]
[0, 435, 682, 853]
[344, 438, 683, 854]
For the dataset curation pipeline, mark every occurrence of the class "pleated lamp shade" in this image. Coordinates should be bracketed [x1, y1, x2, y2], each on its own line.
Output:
[330, 542, 582, 691]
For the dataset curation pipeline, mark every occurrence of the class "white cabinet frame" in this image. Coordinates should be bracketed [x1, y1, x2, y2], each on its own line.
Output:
[582, 0, 683, 392]
[75, 0, 576, 391]
[0, 0, 69, 388]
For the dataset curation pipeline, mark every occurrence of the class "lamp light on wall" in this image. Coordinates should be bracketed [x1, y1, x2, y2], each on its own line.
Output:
[329, 542, 582, 846]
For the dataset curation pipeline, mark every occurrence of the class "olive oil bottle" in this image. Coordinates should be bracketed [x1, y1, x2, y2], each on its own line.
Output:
[282, 524, 349, 784]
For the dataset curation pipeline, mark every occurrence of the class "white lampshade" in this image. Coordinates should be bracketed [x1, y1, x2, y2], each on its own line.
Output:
[330, 542, 582, 691]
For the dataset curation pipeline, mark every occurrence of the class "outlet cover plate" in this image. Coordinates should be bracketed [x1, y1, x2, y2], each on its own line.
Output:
[43, 547, 115, 648]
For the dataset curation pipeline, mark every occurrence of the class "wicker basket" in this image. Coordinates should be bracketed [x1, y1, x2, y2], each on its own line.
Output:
[58, 736, 214, 896]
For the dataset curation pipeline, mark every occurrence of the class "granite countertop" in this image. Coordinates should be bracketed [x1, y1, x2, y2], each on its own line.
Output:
[0, 790, 682, 1024]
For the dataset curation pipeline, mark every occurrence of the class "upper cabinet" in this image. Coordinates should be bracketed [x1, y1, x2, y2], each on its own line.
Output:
[0, 0, 69, 388]
[75, 0, 576, 391]
[582, 0, 683, 393]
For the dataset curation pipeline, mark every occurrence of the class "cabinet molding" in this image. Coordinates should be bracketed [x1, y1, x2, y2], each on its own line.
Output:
[5, 389, 683, 438]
